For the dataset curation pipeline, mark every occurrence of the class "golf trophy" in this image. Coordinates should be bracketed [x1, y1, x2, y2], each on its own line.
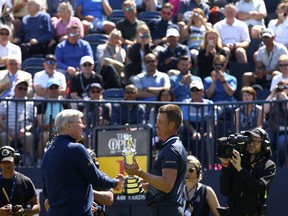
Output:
[122, 134, 144, 195]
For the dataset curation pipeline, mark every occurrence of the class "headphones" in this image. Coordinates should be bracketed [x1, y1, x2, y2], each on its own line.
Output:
[0, 146, 21, 165]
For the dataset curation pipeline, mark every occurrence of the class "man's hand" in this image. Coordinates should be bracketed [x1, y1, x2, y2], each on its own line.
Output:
[114, 174, 125, 191]
[231, 150, 242, 172]
[124, 157, 141, 176]
[11, 205, 24, 216]
[0, 204, 12, 216]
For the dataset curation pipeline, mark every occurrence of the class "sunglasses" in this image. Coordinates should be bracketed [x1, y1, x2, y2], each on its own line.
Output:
[279, 64, 288, 67]
[46, 60, 57, 65]
[123, 6, 134, 11]
[68, 33, 79, 37]
[213, 63, 225, 67]
[187, 168, 195, 173]
[125, 90, 136, 94]
[161, 11, 172, 16]
[0, 32, 9, 36]
[191, 88, 201, 92]
[49, 86, 59, 90]
[140, 34, 150, 39]
[83, 63, 93, 67]
[17, 86, 28, 91]
[90, 90, 101, 94]
[145, 60, 156, 64]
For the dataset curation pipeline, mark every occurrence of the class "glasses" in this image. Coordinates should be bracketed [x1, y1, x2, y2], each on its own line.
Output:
[161, 11, 172, 16]
[249, 140, 261, 145]
[213, 63, 225, 67]
[187, 168, 195, 173]
[17, 87, 28, 91]
[83, 63, 93, 67]
[279, 64, 288, 68]
[123, 6, 134, 11]
[46, 60, 57, 65]
[90, 90, 101, 94]
[0, 32, 9, 36]
[145, 60, 156, 64]
[125, 90, 136, 94]
[49, 86, 59, 90]
[68, 33, 79, 37]
[191, 88, 201, 92]
[140, 34, 150, 39]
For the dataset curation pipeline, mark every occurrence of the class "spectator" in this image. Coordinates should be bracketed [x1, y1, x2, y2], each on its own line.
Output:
[184, 155, 220, 216]
[131, 53, 171, 101]
[110, 84, 146, 125]
[178, 8, 210, 72]
[54, 23, 93, 77]
[96, 29, 126, 89]
[70, 55, 103, 100]
[0, 146, 40, 215]
[0, 0, 13, 30]
[125, 24, 154, 79]
[197, 28, 228, 79]
[0, 56, 33, 99]
[41, 109, 124, 215]
[141, 0, 157, 12]
[204, 54, 237, 103]
[36, 78, 70, 166]
[0, 80, 36, 165]
[157, 28, 190, 73]
[267, 1, 288, 47]
[148, 2, 176, 46]
[48, 2, 84, 53]
[270, 54, 288, 91]
[213, 3, 250, 63]
[12, 0, 53, 60]
[235, 0, 267, 39]
[181, 79, 215, 156]
[75, 0, 115, 35]
[242, 28, 288, 90]
[116, 0, 145, 46]
[0, 25, 21, 69]
[47, 0, 76, 18]
[263, 80, 288, 167]
[33, 54, 66, 99]
[234, 86, 263, 133]
[170, 55, 203, 102]
[177, 0, 210, 22]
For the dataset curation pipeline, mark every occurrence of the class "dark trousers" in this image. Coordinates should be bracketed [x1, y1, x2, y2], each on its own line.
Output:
[148, 204, 183, 216]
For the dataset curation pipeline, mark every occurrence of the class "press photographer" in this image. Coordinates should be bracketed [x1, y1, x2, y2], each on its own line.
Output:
[217, 128, 276, 216]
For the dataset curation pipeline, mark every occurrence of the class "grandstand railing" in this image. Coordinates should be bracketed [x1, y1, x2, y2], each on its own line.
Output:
[0, 98, 287, 168]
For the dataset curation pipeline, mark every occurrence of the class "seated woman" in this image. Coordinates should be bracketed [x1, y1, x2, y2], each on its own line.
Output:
[96, 29, 126, 89]
[125, 24, 155, 79]
[234, 86, 263, 133]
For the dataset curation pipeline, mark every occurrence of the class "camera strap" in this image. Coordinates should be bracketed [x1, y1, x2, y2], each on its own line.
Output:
[0, 173, 16, 203]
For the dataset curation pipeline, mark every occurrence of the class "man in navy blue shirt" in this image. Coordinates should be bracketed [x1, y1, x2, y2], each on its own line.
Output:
[41, 109, 124, 216]
[124, 104, 187, 216]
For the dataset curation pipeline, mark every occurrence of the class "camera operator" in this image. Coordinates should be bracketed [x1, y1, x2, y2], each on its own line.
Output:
[218, 128, 276, 216]
[264, 80, 288, 166]
[0, 146, 40, 216]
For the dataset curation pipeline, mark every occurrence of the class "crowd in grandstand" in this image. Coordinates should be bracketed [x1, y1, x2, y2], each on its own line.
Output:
[0, 0, 288, 168]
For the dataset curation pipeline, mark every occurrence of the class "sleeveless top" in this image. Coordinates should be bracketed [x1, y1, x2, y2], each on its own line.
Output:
[184, 184, 209, 216]
[238, 105, 261, 131]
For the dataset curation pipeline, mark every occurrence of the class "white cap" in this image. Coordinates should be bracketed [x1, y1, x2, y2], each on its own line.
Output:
[166, 28, 180, 37]
[190, 80, 204, 90]
[80, 56, 94, 65]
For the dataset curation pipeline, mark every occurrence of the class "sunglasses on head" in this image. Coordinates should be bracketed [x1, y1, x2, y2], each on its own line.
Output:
[123, 6, 134, 11]
[0, 32, 9, 36]
[83, 63, 93, 67]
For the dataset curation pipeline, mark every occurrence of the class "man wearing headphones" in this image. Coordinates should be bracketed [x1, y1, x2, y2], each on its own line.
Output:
[218, 127, 276, 216]
[0, 146, 40, 215]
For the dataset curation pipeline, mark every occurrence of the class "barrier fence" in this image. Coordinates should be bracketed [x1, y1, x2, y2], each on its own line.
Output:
[0, 98, 287, 168]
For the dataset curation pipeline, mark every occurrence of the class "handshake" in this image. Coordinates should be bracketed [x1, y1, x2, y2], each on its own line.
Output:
[1, 204, 24, 216]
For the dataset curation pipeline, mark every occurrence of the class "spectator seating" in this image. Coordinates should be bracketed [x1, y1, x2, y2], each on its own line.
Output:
[109, 0, 124, 10]
[84, 33, 108, 60]
[138, 11, 161, 24]
[21, 57, 45, 69]
[23, 66, 45, 78]
[256, 89, 270, 100]
[103, 88, 124, 100]
[107, 9, 125, 24]
[246, 38, 262, 63]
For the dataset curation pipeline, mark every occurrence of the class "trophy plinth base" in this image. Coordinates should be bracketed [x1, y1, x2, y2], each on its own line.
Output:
[122, 175, 144, 196]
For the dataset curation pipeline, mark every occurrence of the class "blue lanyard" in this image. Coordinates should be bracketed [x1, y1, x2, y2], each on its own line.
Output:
[0, 173, 16, 203]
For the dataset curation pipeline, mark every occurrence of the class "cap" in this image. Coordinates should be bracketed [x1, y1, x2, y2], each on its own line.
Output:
[0, 25, 11, 34]
[0, 148, 14, 163]
[47, 78, 60, 88]
[89, 83, 102, 90]
[80, 56, 94, 65]
[15, 79, 28, 87]
[261, 28, 274, 38]
[244, 128, 263, 138]
[190, 80, 204, 90]
[45, 54, 57, 61]
[166, 28, 180, 37]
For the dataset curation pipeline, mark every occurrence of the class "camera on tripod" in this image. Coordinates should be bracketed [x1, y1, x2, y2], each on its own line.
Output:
[217, 133, 251, 158]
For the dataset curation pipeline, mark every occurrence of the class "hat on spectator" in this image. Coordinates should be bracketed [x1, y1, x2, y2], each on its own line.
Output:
[15, 79, 28, 87]
[166, 28, 180, 37]
[45, 54, 57, 61]
[261, 28, 274, 38]
[190, 80, 203, 90]
[0, 25, 11, 35]
[244, 128, 262, 138]
[89, 83, 102, 90]
[0, 148, 14, 163]
[47, 78, 60, 88]
[80, 56, 94, 65]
